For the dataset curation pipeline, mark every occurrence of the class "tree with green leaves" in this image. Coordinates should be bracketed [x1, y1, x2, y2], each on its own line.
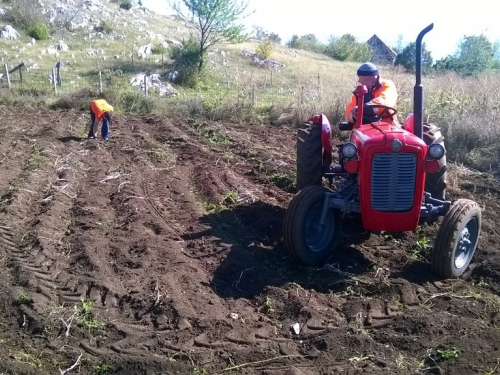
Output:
[286, 34, 325, 53]
[171, 0, 249, 71]
[454, 34, 494, 76]
[325, 34, 371, 62]
[394, 42, 433, 74]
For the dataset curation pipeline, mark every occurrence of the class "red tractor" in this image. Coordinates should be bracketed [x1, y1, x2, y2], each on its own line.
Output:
[283, 24, 481, 278]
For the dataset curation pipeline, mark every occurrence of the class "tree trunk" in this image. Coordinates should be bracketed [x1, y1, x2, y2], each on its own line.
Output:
[198, 44, 204, 72]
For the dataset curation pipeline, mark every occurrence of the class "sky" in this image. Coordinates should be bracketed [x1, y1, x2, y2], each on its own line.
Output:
[141, 0, 500, 61]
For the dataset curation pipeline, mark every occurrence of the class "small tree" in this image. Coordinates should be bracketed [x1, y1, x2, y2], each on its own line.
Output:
[170, 38, 203, 87]
[255, 40, 274, 60]
[394, 42, 433, 74]
[325, 34, 371, 62]
[454, 35, 494, 76]
[286, 34, 324, 53]
[171, 0, 249, 71]
[27, 21, 50, 40]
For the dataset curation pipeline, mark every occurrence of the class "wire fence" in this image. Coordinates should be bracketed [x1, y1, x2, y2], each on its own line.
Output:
[0, 56, 354, 121]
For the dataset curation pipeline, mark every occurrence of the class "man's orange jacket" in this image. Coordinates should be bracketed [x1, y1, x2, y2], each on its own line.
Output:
[344, 77, 398, 123]
[90, 99, 114, 121]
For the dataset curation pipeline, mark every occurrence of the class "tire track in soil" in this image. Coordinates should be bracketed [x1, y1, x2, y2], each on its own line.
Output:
[44, 118, 284, 367]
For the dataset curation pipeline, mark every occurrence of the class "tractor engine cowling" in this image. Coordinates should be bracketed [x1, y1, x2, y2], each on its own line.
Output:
[349, 124, 427, 232]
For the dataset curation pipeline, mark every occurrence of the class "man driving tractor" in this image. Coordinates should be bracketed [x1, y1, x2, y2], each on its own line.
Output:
[345, 62, 398, 124]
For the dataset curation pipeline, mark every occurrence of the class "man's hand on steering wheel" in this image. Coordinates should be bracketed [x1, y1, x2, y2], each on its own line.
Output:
[350, 103, 397, 123]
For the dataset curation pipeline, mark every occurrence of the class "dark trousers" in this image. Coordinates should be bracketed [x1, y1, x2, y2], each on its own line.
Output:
[89, 107, 110, 139]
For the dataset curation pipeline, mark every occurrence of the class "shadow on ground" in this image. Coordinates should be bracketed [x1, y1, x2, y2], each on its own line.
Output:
[183, 201, 375, 299]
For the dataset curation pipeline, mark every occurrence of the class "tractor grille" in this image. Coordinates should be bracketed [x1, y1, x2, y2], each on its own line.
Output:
[371, 153, 417, 212]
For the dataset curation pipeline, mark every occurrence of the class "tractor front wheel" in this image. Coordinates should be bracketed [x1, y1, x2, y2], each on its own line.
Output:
[283, 185, 340, 267]
[432, 199, 481, 278]
[296, 122, 322, 192]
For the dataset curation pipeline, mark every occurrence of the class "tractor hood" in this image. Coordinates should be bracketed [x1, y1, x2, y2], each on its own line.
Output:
[350, 122, 427, 159]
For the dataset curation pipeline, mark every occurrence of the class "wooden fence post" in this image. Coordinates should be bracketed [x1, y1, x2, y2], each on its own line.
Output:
[99, 71, 103, 93]
[144, 74, 148, 97]
[52, 68, 57, 94]
[4, 64, 11, 89]
[56, 61, 62, 86]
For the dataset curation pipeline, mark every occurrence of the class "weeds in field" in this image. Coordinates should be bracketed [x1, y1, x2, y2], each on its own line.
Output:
[24, 144, 44, 171]
[76, 298, 101, 333]
[15, 292, 32, 306]
[201, 201, 218, 212]
[269, 172, 296, 192]
[223, 151, 234, 162]
[187, 119, 232, 144]
[263, 296, 275, 314]
[221, 190, 239, 207]
[437, 347, 459, 360]
[95, 363, 110, 374]
[192, 367, 208, 375]
[410, 235, 432, 260]
[394, 353, 410, 370]
[348, 354, 369, 363]
[13, 350, 45, 369]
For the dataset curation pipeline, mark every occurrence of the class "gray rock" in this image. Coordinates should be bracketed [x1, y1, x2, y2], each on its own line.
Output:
[1, 25, 20, 40]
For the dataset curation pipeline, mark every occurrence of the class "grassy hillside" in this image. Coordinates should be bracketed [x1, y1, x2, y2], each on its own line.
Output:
[1, 0, 500, 172]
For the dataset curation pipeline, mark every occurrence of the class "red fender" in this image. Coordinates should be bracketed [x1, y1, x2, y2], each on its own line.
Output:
[403, 113, 415, 134]
[308, 114, 332, 169]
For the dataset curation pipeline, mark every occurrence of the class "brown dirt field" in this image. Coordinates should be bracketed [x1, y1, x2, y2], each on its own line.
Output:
[0, 104, 499, 375]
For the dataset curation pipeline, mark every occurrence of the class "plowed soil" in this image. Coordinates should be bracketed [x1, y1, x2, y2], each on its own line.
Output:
[0, 105, 499, 375]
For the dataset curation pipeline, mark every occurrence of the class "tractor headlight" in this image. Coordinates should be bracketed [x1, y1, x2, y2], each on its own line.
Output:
[428, 144, 445, 159]
[342, 143, 357, 159]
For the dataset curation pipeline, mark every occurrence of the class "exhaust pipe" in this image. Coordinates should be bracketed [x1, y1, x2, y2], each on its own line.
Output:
[414, 23, 433, 139]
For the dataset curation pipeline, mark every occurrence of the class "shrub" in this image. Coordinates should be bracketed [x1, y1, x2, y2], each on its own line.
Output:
[118, 91, 157, 114]
[152, 44, 168, 55]
[27, 21, 50, 40]
[255, 40, 274, 60]
[96, 20, 114, 34]
[119, 0, 133, 10]
[170, 38, 203, 88]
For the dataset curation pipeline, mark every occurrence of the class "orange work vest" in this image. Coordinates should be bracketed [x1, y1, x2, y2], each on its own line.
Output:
[344, 77, 398, 123]
[90, 99, 114, 120]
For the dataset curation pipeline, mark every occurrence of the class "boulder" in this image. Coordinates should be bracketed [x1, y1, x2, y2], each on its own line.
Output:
[57, 40, 69, 51]
[137, 43, 154, 59]
[1, 25, 20, 40]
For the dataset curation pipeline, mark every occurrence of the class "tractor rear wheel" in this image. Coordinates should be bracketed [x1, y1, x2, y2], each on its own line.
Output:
[432, 199, 481, 278]
[283, 185, 340, 267]
[423, 123, 447, 201]
[296, 122, 322, 192]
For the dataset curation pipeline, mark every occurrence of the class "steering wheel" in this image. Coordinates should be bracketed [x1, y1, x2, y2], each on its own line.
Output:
[363, 104, 397, 119]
